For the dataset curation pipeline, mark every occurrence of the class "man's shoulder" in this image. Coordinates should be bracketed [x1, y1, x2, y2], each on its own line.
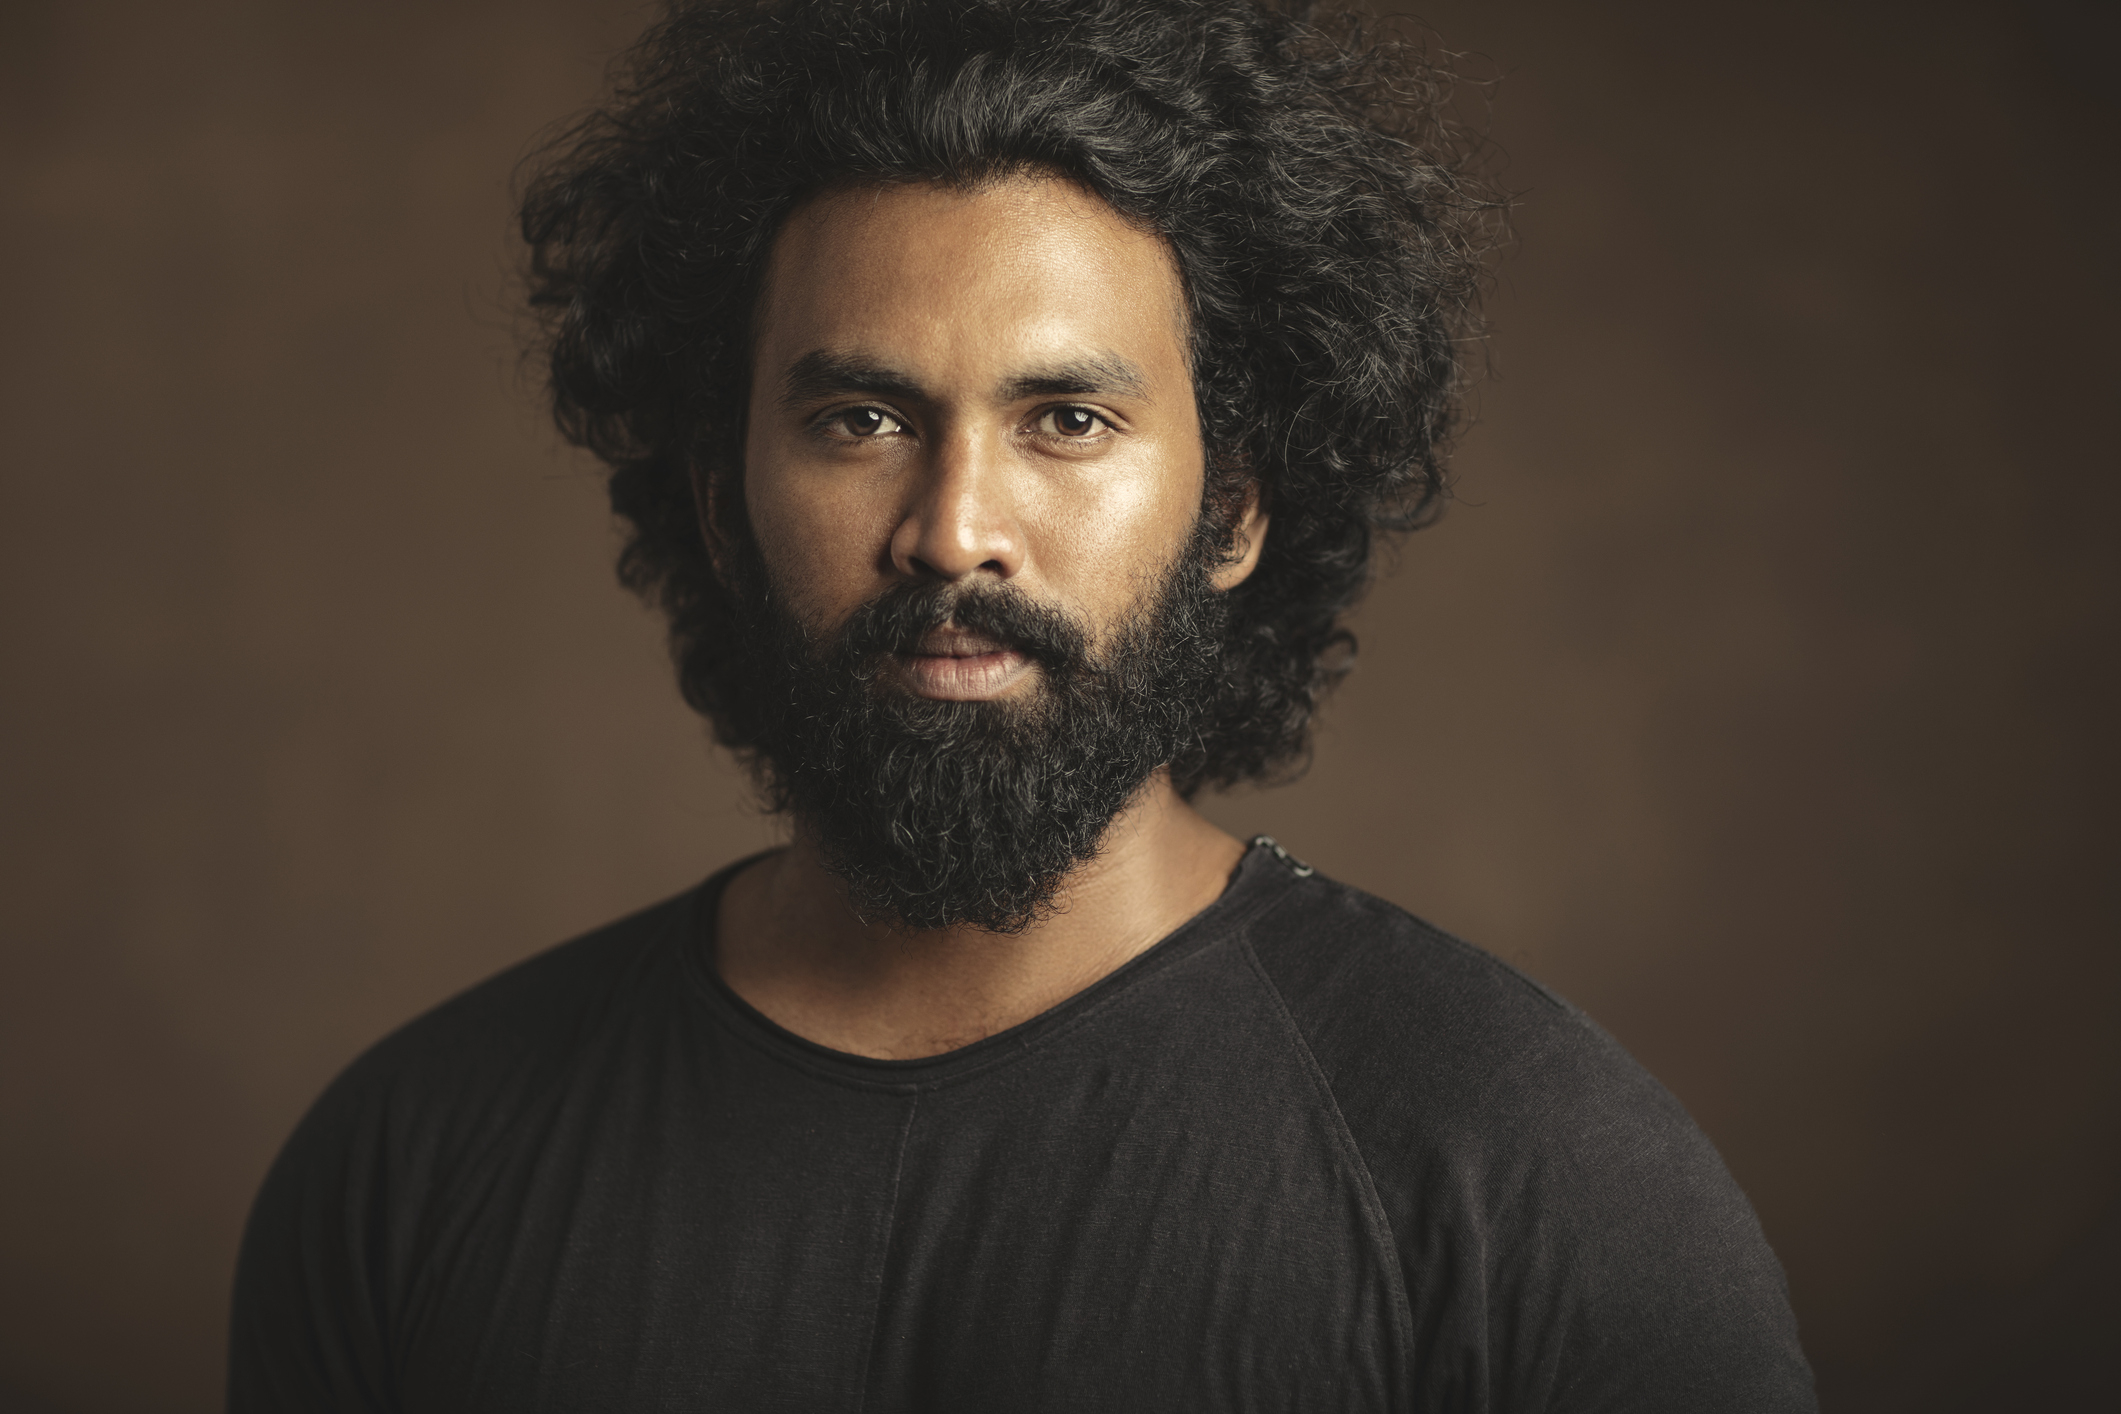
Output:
[1242, 863, 1812, 1405]
[1246, 865, 1567, 1017]
[1244, 866, 1644, 1121]
[317, 885, 700, 1125]
[1237, 863, 1727, 1212]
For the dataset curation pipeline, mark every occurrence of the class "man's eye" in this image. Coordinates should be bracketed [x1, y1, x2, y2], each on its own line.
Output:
[830, 407, 904, 437]
[1039, 407, 1106, 438]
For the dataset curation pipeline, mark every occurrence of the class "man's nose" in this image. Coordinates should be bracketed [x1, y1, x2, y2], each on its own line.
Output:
[887, 424, 1024, 583]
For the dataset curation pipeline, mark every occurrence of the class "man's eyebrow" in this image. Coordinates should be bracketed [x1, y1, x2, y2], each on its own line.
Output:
[776, 349, 1151, 408]
[997, 354, 1148, 402]
[778, 350, 927, 408]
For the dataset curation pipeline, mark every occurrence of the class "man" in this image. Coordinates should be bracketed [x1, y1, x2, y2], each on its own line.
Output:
[230, 1, 1816, 1409]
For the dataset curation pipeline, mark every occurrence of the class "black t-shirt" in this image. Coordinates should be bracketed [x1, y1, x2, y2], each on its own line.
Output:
[230, 841, 1815, 1412]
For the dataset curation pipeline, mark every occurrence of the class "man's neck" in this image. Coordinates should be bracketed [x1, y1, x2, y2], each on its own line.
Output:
[714, 772, 1247, 1059]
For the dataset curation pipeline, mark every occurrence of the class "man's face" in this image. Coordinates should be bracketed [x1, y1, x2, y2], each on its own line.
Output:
[743, 173, 1224, 694]
[728, 173, 1257, 931]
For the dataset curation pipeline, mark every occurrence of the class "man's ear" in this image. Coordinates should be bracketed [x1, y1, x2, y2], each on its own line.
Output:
[690, 455, 737, 586]
[1210, 480, 1270, 592]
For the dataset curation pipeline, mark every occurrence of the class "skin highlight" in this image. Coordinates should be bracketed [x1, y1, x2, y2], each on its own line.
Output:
[714, 174, 1268, 1059]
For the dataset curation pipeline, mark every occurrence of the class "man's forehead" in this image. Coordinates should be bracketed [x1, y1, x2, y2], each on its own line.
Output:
[751, 174, 1192, 377]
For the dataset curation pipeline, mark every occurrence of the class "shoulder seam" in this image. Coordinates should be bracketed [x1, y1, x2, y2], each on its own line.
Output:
[1236, 915, 1418, 1405]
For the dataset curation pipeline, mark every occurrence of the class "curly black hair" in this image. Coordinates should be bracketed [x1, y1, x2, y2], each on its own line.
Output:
[520, 0, 1499, 794]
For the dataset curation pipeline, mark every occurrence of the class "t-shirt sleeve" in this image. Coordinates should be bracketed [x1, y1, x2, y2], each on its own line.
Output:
[1246, 884, 1817, 1413]
[227, 1062, 401, 1413]
[225, 906, 677, 1413]
[1461, 1018, 1816, 1413]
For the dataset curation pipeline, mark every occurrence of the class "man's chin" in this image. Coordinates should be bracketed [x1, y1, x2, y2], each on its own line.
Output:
[805, 806, 1078, 934]
[740, 550, 1222, 931]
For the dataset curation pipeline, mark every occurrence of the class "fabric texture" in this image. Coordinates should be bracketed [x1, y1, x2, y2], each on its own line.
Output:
[229, 841, 1817, 1412]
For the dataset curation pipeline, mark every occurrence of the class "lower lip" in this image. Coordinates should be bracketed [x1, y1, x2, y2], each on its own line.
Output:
[898, 649, 1034, 701]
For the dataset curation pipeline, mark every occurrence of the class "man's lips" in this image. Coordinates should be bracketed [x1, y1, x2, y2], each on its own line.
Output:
[911, 626, 1011, 658]
[893, 625, 1036, 701]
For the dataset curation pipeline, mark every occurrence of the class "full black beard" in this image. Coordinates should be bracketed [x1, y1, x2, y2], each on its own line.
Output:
[730, 525, 1228, 932]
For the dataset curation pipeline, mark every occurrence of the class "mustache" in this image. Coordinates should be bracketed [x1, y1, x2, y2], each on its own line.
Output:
[833, 579, 1091, 678]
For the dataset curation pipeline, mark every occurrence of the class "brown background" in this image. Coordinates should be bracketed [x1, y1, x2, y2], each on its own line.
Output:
[2, 1, 2115, 1409]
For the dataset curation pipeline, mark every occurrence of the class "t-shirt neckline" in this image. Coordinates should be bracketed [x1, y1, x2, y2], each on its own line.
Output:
[675, 838, 1302, 1089]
